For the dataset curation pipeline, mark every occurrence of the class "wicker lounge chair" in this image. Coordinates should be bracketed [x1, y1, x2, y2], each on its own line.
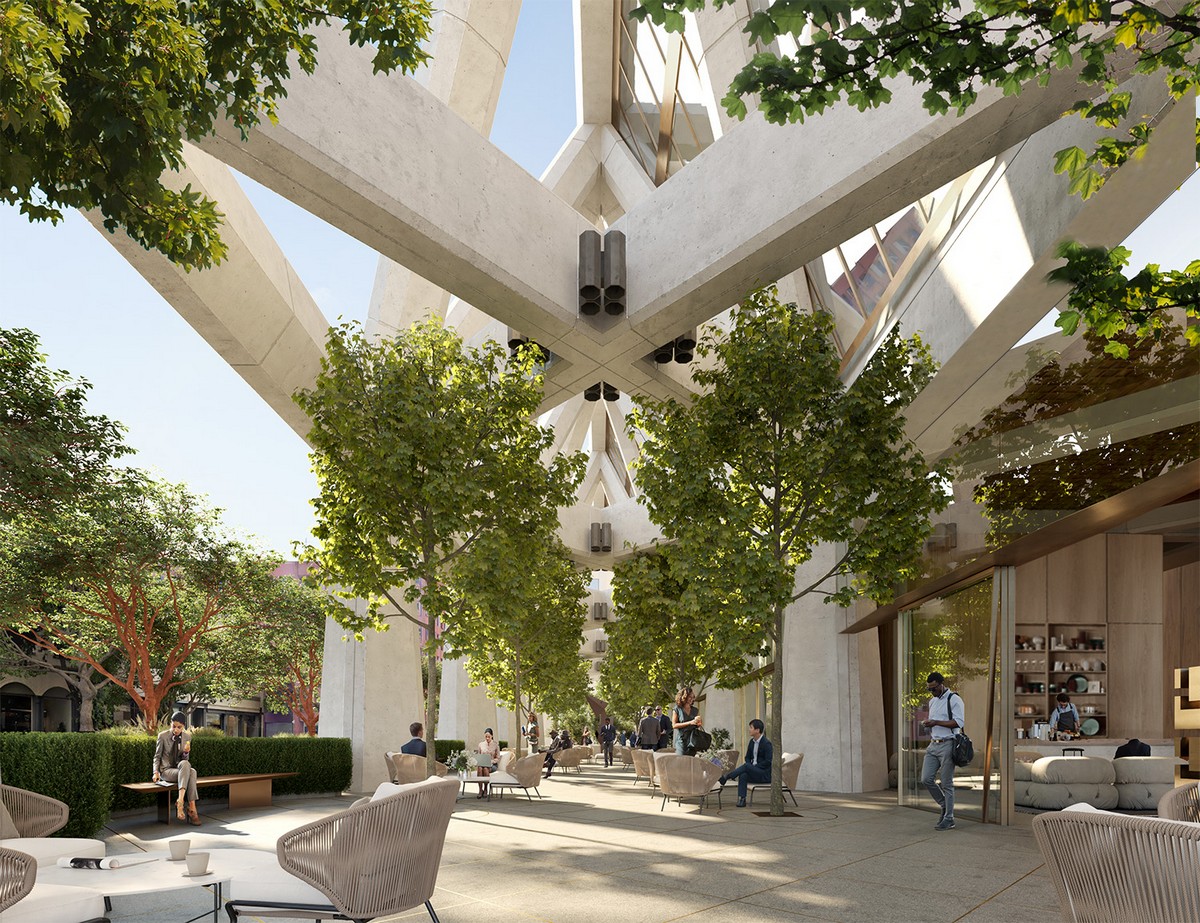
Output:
[1158, 780, 1199, 822]
[385, 752, 449, 785]
[654, 754, 724, 813]
[630, 748, 657, 789]
[617, 745, 634, 768]
[0, 785, 105, 868]
[747, 752, 804, 807]
[225, 776, 458, 922]
[1032, 805, 1200, 922]
[0, 846, 109, 923]
[488, 752, 546, 801]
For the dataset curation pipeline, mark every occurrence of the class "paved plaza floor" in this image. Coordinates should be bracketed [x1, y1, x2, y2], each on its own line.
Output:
[96, 761, 1063, 923]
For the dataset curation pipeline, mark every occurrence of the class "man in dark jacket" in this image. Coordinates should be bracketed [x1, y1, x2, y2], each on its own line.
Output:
[637, 707, 661, 750]
[719, 718, 772, 807]
[399, 722, 426, 756]
[599, 716, 618, 767]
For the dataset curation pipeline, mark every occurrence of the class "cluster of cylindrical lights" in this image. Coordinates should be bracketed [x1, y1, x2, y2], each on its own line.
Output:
[578, 230, 626, 316]
[653, 330, 696, 364]
[583, 382, 619, 402]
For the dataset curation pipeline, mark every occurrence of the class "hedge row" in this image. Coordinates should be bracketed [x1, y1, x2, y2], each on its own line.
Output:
[1, 733, 352, 836]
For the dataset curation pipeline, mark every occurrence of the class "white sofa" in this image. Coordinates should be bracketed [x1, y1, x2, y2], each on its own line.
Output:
[1014, 755, 1180, 810]
[0, 785, 105, 868]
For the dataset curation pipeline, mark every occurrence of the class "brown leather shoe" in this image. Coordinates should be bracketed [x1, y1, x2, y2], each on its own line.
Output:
[186, 803, 201, 826]
[177, 791, 186, 821]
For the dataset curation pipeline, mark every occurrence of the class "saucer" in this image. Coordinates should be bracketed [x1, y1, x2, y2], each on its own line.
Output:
[166, 857, 187, 862]
[181, 870, 213, 878]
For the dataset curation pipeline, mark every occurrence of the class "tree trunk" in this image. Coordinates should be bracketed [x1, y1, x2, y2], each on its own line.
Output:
[513, 660, 524, 757]
[424, 640, 440, 777]
[769, 602, 785, 816]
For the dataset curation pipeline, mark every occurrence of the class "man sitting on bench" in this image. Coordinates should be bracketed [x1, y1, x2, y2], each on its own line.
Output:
[154, 712, 201, 825]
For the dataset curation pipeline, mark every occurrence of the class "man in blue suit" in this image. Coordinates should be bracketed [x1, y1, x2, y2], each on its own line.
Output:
[399, 722, 426, 756]
[719, 718, 772, 807]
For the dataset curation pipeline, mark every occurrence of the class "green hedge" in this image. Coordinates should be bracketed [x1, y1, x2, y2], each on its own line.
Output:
[1, 733, 353, 835]
[0, 733, 112, 838]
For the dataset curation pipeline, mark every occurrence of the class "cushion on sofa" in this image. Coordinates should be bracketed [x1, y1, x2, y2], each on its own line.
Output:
[227, 856, 332, 907]
[1112, 756, 1180, 785]
[1030, 756, 1115, 785]
[1, 882, 107, 923]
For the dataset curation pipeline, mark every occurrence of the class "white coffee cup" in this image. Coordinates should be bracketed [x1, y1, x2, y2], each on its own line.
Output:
[168, 839, 190, 861]
[185, 851, 209, 876]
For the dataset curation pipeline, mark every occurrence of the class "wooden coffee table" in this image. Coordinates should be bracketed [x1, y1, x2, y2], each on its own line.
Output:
[35, 847, 277, 923]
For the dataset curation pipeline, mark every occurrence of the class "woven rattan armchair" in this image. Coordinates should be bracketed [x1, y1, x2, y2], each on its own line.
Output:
[617, 745, 634, 768]
[654, 754, 723, 813]
[1158, 781, 1199, 822]
[748, 752, 804, 807]
[0, 846, 109, 923]
[551, 747, 587, 774]
[226, 777, 458, 922]
[385, 752, 449, 785]
[488, 752, 546, 801]
[630, 748, 657, 789]
[1033, 806, 1200, 922]
[1, 785, 68, 837]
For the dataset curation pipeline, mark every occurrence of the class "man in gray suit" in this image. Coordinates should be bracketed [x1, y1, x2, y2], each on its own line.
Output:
[154, 712, 200, 825]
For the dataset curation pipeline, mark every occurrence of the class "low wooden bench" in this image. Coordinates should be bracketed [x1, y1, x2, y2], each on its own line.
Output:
[121, 772, 298, 824]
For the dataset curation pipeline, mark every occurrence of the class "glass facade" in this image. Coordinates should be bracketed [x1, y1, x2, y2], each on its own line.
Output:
[899, 574, 1010, 824]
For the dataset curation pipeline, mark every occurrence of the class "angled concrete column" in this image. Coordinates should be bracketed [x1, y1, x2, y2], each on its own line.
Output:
[780, 544, 888, 792]
[319, 603, 424, 793]
[368, 0, 521, 338]
[87, 141, 329, 439]
[692, 0, 757, 136]
[437, 657, 497, 750]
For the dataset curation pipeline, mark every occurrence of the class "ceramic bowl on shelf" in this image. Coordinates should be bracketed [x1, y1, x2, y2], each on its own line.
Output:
[1080, 717, 1101, 736]
[1068, 673, 1089, 694]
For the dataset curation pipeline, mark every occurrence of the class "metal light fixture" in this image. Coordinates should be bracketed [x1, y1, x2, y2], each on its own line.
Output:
[602, 230, 626, 315]
[579, 230, 602, 315]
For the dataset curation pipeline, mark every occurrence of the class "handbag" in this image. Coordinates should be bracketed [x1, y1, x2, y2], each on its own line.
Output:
[686, 727, 712, 753]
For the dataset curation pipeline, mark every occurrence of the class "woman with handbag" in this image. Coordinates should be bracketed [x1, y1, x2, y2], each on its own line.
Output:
[671, 686, 703, 755]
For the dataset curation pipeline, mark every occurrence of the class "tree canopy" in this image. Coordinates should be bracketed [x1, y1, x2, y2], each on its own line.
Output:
[0, 326, 130, 523]
[602, 542, 769, 718]
[0, 476, 280, 723]
[295, 319, 585, 769]
[1, 0, 434, 270]
[630, 287, 949, 813]
[450, 528, 590, 754]
[634, 0, 1200, 350]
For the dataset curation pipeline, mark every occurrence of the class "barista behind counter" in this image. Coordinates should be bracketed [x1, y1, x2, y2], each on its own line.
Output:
[1050, 693, 1080, 736]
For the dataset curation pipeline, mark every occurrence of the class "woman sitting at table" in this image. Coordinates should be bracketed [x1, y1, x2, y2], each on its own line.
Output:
[475, 728, 500, 798]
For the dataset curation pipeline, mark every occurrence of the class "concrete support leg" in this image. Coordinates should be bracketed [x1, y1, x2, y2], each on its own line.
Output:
[319, 604, 424, 793]
[780, 544, 888, 792]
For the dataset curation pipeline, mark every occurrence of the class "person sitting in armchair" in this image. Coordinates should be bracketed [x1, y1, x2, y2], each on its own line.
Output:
[719, 718, 772, 808]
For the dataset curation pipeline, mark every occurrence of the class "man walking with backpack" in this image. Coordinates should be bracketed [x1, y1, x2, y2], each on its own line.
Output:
[920, 672, 965, 830]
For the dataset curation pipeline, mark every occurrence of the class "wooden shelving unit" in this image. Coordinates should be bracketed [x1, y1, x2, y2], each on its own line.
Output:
[1015, 623, 1107, 738]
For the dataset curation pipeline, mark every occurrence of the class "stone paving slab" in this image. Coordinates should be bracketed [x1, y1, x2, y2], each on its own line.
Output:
[91, 763, 1063, 923]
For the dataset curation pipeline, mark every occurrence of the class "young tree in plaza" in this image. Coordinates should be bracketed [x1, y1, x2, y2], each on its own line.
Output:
[257, 576, 336, 736]
[634, 0, 1200, 350]
[295, 320, 586, 772]
[602, 543, 769, 718]
[0, 327, 131, 523]
[630, 287, 949, 814]
[2, 0, 434, 270]
[450, 530, 591, 755]
[0, 476, 279, 723]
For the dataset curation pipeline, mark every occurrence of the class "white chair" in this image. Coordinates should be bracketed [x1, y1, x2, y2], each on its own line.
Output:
[0, 846, 109, 923]
[747, 752, 804, 807]
[488, 753, 547, 801]
[0, 785, 105, 868]
[225, 777, 459, 922]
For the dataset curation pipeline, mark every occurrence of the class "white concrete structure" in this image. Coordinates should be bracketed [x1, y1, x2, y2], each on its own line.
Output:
[87, 2, 1196, 793]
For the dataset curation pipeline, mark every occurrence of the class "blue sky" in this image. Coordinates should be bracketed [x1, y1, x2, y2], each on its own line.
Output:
[0, 4, 1195, 556]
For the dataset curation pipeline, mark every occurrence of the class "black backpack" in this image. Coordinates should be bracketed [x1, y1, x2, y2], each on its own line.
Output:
[948, 693, 974, 767]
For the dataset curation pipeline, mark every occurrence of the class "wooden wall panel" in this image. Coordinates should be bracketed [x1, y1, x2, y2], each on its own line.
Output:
[1047, 534, 1107, 624]
[1108, 623, 1165, 739]
[1163, 560, 1200, 733]
[1015, 556, 1046, 626]
[1107, 534, 1164, 623]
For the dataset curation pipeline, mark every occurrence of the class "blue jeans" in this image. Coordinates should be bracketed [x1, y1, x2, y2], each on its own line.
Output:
[725, 762, 769, 799]
[921, 739, 956, 819]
